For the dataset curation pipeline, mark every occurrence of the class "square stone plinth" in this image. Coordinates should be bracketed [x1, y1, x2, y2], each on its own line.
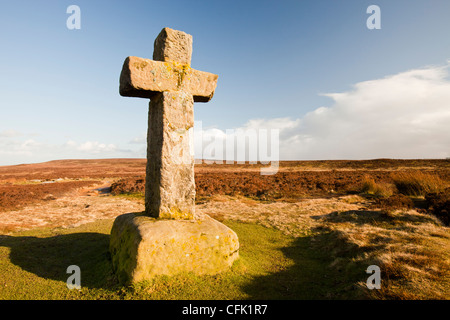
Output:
[109, 213, 239, 284]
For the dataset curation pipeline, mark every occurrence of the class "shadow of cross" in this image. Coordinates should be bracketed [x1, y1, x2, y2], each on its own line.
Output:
[119, 27, 218, 220]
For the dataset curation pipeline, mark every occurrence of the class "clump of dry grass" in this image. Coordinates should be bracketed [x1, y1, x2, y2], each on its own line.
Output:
[200, 194, 450, 299]
[391, 171, 446, 197]
[426, 188, 450, 226]
[320, 209, 450, 299]
[370, 226, 450, 300]
[361, 176, 395, 197]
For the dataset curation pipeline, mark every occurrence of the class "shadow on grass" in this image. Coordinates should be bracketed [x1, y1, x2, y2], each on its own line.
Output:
[0, 232, 116, 290]
[240, 229, 370, 300]
[0, 227, 370, 299]
[0, 210, 405, 299]
[313, 208, 439, 226]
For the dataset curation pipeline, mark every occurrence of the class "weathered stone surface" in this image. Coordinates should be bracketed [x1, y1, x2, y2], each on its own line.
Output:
[119, 56, 218, 102]
[153, 27, 193, 65]
[110, 212, 240, 284]
[118, 27, 219, 220]
[112, 28, 239, 284]
[146, 91, 196, 219]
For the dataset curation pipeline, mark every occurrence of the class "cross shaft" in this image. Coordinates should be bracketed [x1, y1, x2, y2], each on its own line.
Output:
[119, 28, 218, 219]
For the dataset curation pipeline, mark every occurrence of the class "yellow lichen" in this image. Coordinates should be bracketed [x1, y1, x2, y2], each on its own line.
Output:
[134, 61, 148, 71]
[163, 61, 191, 88]
[159, 207, 194, 220]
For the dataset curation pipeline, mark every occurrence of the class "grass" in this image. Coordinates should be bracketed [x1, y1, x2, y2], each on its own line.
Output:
[360, 176, 395, 198]
[0, 218, 371, 300]
[1, 195, 449, 300]
[360, 171, 447, 198]
[319, 209, 450, 299]
[391, 171, 447, 197]
[113, 192, 145, 202]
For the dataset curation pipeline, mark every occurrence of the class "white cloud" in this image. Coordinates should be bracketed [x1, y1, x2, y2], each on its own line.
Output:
[77, 141, 117, 153]
[288, 64, 450, 159]
[194, 63, 450, 160]
[0, 130, 21, 138]
[2, 62, 449, 166]
[0, 138, 135, 166]
[129, 133, 146, 144]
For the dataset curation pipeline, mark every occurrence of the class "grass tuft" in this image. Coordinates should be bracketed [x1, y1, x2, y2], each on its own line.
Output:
[360, 176, 395, 198]
[391, 172, 446, 197]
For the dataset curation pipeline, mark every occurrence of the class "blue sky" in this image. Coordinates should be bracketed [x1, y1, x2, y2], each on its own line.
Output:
[1, 0, 450, 165]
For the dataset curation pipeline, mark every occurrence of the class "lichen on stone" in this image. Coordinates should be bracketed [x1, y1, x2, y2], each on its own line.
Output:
[134, 60, 148, 71]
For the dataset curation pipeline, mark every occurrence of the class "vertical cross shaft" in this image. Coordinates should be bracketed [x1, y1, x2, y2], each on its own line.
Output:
[119, 28, 218, 219]
[111, 28, 238, 285]
[147, 29, 195, 219]
[146, 90, 195, 219]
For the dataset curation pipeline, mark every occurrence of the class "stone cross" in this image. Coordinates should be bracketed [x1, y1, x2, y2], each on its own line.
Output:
[119, 28, 218, 220]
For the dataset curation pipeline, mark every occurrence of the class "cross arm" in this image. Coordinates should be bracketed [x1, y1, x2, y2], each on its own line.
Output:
[119, 56, 218, 102]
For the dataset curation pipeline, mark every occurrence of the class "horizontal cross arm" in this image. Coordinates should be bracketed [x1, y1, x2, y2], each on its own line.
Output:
[119, 56, 218, 102]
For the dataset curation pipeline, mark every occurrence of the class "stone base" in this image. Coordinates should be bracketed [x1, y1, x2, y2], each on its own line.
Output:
[109, 212, 239, 284]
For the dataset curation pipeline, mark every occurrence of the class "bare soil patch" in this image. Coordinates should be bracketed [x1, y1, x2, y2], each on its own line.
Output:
[0, 158, 448, 299]
[1, 158, 449, 231]
[0, 189, 144, 234]
[0, 180, 102, 212]
[197, 194, 369, 237]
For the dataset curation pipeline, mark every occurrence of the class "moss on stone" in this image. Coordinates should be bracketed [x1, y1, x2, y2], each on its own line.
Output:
[110, 213, 239, 284]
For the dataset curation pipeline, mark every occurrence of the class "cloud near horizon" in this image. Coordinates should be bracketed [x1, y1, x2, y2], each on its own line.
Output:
[0, 137, 132, 165]
[196, 63, 450, 161]
[1, 63, 449, 166]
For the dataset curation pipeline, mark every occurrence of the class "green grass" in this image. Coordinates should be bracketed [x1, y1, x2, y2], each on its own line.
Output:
[0, 219, 369, 300]
[113, 192, 145, 201]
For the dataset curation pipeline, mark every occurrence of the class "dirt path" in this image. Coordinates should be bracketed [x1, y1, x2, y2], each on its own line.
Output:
[0, 181, 370, 236]
[0, 184, 144, 234]
[197, 194, 370, 237]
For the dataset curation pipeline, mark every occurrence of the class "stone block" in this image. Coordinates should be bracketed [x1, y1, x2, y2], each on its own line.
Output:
[119, 56, 218, 102]
[153, 27, 193, 65]
[145, 91, 195, 219]
[109, 212, 240, 284]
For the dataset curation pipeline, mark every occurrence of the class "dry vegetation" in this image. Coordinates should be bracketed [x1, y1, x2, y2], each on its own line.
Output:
[391, 171, 447, 196]
[0, 158, 449, 299]
[195, 194, 450, 299]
